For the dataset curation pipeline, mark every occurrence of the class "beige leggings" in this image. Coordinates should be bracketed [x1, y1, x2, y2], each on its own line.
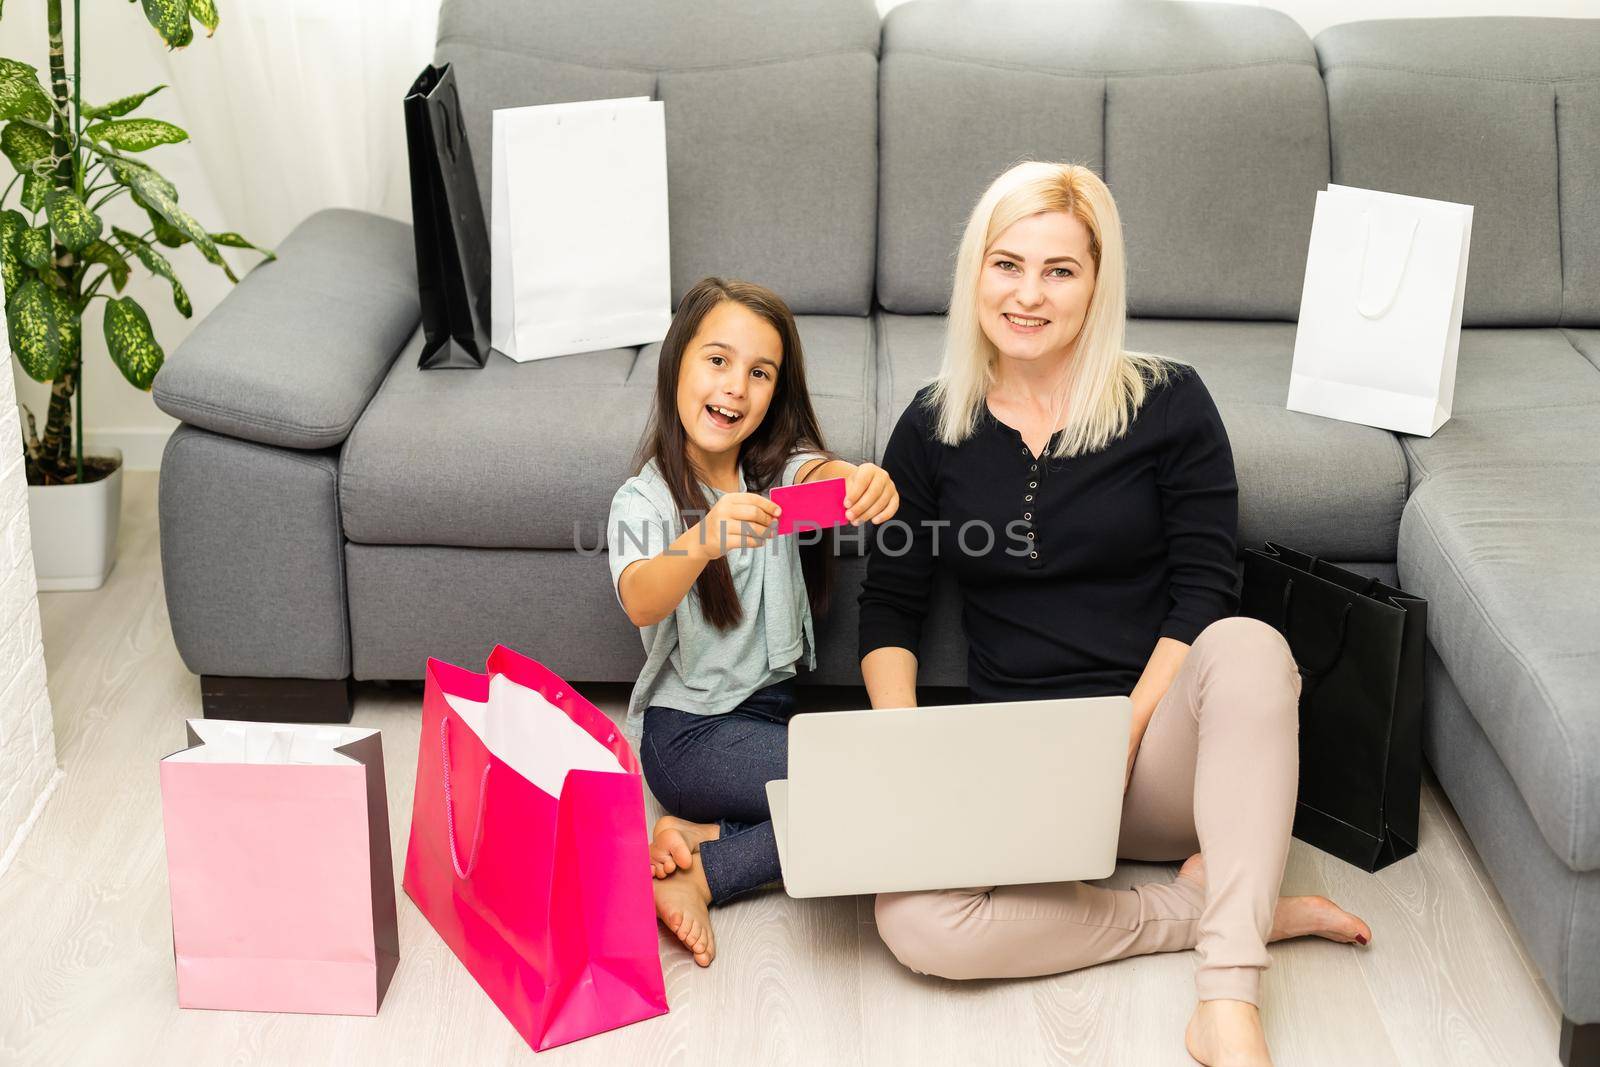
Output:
[874, 616, 1301, 1005]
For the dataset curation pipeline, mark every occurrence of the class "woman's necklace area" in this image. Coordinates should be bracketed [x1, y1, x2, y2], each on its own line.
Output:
[988, 385, 1070, 460]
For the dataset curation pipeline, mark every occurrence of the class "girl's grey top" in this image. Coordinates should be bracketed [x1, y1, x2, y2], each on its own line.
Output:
[607, 452, 823, 737]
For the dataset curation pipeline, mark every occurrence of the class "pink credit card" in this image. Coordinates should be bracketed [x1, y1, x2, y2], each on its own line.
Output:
[771, 477, 849, 536]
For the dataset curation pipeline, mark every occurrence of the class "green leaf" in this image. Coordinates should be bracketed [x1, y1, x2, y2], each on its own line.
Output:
[0, 59, 53, 123]
[17, 224, 50, 269]
[111, 161, 189, 246]
[103, 295, 164, 389]
[112, 225, 190, 316]
[0, 209, 28, 300]
[1, 120, 54, 173]
[209, 231, 275, 262]
[189, 0, 218, 35]
[82, 85, 167, 120]
[110, 159, 235, 281]
[85, 118, 189, 152]
[6, 276, 77, 381]
[108, 157, 179, 205]
[81, 239, 131, 293]
[44, 189, 101, 251]
[186, 219, 235, 280]
[142, 0, 194, 48]
[20, 173, 46, 212]
[146, 206, 187, 247]
[20, 173, 47, 212]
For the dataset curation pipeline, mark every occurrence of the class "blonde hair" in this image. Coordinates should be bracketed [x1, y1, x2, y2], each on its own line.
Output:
[928, 161, 1176, 459]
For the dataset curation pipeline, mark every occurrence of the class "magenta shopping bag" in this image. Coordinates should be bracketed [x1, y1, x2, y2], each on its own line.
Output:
[159, 721, 400, 1015]
[404, 644, 667, 1050]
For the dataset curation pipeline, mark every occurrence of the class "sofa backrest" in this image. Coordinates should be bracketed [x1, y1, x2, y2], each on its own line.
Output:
[1316, 18, 1600, 328]
[875, 0, 1330, 321]
[436, 1, 1599, 330]
[434, 0, 881, 316]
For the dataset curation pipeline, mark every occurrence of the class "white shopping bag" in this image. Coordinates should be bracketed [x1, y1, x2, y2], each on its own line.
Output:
[1287, 185, 1472, 437]
[491, 97, 673, 362]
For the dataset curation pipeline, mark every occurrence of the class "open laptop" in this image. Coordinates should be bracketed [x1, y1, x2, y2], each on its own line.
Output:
[765, 696, 1131, 898]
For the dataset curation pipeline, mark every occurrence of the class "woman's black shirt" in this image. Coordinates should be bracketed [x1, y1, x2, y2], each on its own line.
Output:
[858, 364, 1239, 702]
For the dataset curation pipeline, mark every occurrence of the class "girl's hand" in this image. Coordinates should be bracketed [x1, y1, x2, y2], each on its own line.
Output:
[698, 492, 781, 559]
[844, 462, 899, 525]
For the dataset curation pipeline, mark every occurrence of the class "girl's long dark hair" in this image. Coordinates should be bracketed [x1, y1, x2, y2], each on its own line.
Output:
[635, 277, 836, 632]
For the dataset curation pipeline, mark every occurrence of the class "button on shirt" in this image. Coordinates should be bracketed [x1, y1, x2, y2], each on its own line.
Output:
[859, 366, 1239, 702]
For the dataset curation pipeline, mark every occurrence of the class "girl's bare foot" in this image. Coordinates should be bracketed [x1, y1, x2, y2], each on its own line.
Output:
[1186, 999, 1273, 1067]
[653, 862, 716, 966]
[1177, 854, 1372, 946]
[650, 816, 720, 878]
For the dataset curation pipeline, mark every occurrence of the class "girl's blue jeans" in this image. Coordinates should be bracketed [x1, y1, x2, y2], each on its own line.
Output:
[640, 679, 798, 904]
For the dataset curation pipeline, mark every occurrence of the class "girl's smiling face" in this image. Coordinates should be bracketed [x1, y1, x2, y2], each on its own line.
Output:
[976, 210, 1097, 367]
[676, 299, 783, 476]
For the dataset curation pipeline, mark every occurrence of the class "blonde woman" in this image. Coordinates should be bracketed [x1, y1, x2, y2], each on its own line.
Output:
[858, 161, 1372, 1067]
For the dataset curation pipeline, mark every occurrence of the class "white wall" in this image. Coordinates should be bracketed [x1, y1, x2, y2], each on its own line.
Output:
[0, 360, 59, 878]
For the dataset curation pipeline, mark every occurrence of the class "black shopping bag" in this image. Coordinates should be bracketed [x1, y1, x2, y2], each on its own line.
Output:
[1240, 542, 1426, 872]
[404, 63, 491, 369]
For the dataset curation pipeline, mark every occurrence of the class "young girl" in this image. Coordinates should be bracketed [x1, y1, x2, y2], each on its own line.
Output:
[608, 276, 899, 967]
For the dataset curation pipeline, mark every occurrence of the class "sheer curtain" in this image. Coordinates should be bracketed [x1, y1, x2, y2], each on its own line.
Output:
[147, 0, 442, 247]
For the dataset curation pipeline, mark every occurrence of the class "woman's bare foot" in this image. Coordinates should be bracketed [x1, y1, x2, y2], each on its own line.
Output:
[650, 816, 720, 878]
[1186, 999, 1273, 1067]
[653, 862, 716, 966]
[1177, 854, 1372, 946]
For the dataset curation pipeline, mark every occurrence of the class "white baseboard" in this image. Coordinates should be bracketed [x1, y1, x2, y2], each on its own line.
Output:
[83, 429, 175, 472]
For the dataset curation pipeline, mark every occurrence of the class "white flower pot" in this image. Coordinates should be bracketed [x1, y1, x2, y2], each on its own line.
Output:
[27, 448, 124, 592]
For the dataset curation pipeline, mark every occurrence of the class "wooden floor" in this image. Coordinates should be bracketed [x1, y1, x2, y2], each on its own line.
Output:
[0, 471, 1565, 1066]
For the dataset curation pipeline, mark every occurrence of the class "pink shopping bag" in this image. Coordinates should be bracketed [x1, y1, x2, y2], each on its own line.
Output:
[403, 644, 667, 1050]
[159, 721, 400, 1015]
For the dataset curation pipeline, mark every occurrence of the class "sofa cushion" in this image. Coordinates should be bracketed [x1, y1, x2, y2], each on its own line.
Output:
[1317, 18, 1600, 326]
[1401, 329, 1600, 480]
[153, 209, 420, 450]
[434, 0, 879, 316]
[1568, 329, 1600, 373]
[340, 317, 876, 550]
[1422, 648, 1600, 1017]
[161, 425, 350, 679]
[874, 315, 1408, 560]
[876, 0, 1328, 319]
[1400, 467, 1600, 872]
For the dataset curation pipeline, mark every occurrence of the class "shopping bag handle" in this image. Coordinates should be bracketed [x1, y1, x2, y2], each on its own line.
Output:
[1302, 552, 1382, 599]
[1280, 578, 1355, 679]
[1355, 210, 1419, 320]
[440, 715, 490, 879]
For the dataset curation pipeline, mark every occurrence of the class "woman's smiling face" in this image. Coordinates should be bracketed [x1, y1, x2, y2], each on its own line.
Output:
[976, 210, 1097, 367]
[675, 299, 783, 470]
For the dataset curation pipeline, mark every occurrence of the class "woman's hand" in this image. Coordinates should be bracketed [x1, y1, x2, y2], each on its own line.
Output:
[1125, 691, 1157, 787]
[696, 492, 780, 559]
[843, 462, 900, 526]
[1124, 637, 1189, 789]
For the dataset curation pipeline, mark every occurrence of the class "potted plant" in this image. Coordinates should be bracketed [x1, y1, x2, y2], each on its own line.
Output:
[1, 0, 269, 589]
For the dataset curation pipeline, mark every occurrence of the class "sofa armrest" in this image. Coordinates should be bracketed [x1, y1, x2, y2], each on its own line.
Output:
[153, 208, 421, 450]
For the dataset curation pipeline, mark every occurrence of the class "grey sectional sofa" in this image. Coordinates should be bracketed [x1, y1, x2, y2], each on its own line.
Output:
[149, 0, 1600, 1058]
